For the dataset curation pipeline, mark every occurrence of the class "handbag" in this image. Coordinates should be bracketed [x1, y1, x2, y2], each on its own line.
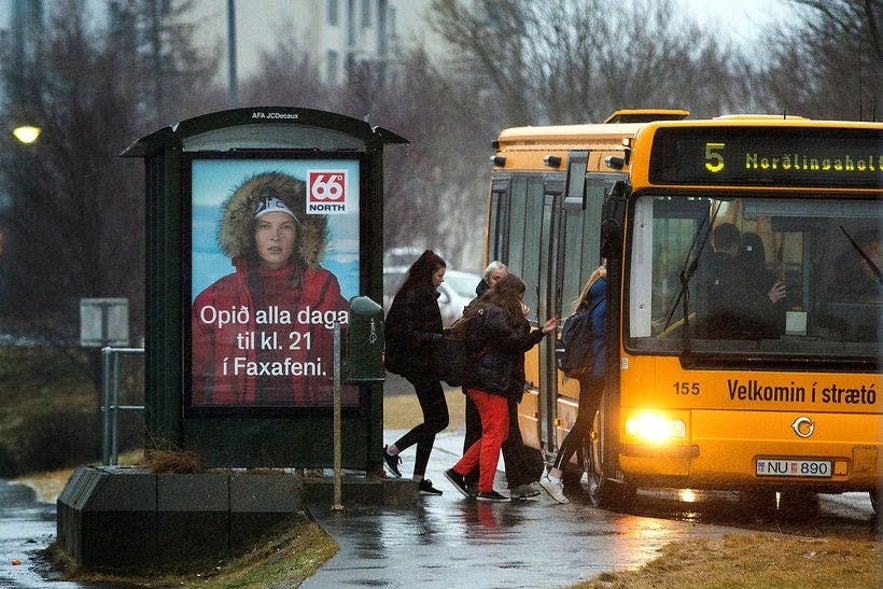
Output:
[436, 335, 469, 387]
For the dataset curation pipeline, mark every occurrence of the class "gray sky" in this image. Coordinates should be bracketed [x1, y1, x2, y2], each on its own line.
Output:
[0, 0, 802, 79]
[684, 0, 799, 45]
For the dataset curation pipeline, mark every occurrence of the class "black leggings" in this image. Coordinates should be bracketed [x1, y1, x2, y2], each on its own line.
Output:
[392, 374, 449, 477]
[552, 377, 603, 472]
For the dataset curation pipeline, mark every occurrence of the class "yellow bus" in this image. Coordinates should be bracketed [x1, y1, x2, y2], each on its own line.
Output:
[486, 109, 881, 512]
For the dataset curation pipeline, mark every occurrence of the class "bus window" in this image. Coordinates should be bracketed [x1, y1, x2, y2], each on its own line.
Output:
[490, 175, 545, 318]
[628, 193, 881, 354]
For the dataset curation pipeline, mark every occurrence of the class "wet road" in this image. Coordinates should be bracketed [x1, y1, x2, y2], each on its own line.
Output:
[302, 430, 880, 588]
[0, 480, 87, 588]
[0, 435, 877, 588]
[304, 482, 749, 588]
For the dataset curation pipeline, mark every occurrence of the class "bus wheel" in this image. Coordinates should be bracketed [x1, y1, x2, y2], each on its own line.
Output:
[597, 477, 636, 511]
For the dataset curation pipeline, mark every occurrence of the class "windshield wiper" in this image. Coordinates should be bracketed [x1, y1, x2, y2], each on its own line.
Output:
[663, 205, 717, 333]
[839, 226, 882, 284]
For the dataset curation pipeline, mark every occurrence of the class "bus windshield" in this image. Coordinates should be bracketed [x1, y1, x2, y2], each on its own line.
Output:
[627, 193, 881, 357]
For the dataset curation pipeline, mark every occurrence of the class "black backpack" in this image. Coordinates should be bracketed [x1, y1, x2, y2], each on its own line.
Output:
[557, 300, 601, 379]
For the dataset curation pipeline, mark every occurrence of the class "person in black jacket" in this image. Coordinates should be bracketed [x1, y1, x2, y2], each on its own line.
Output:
[444, 274, 558, 502]
[463, 261, 508, 495]
[696, 223, 786, 339]
[382, 250, 449, 495]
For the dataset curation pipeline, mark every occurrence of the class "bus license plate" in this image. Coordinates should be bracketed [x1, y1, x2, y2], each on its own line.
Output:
[755, 458, 832, 478]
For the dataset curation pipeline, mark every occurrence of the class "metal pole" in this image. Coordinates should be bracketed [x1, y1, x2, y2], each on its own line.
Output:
[332, 322, 344, 511]
[227, 0, 238, 109]
[111, 351, 120, 465]
[101, 347, 111, 465]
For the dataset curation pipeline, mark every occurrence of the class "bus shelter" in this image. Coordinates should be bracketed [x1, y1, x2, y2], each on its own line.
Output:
[121, 107, 406, 470]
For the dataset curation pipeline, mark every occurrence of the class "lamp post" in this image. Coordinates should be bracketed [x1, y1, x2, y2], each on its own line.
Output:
[227, 0, 238, 109]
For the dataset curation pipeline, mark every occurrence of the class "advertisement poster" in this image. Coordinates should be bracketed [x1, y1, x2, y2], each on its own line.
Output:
[190, 158, 360, 408]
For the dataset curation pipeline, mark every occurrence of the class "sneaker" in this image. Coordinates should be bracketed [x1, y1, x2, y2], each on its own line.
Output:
[418, 479, 443, 495]
[510, 482, 541, 500]
[477, 490, 510, 502]
[539, 475, 570, 504]
[383, 446, 402, 478]
[444, 468, 470, 498]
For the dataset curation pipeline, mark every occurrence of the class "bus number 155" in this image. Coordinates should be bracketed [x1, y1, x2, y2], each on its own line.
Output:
[674, 382, 700, 395]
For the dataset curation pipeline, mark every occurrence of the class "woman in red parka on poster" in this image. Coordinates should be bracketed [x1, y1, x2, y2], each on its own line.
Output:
[191, 171, 348, 407]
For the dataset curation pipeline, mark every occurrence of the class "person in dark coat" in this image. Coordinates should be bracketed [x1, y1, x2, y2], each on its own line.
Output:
[444, 274, 558, 502]
[696, 223, 786, 339]
[463, 261, 544, 499]
[738, 232, 787, 337]
[463, 261, 509, 495]
[382, 250, 449, 495]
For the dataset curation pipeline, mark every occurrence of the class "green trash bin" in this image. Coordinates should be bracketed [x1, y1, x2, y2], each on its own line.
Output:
[346, 296, 385, 382]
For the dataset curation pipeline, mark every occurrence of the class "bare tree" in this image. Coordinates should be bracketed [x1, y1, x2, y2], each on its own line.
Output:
[238, 28, 493, 269]
[365, 48, 494, 268]
[239, 25, 331, 109]
[754, 0, 881, 120]
[0, 0, 221, 340]
[429, 0, 747, 127]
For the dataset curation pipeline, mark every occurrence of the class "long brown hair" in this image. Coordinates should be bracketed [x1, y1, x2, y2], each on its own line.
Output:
[449, 273, 526, 338]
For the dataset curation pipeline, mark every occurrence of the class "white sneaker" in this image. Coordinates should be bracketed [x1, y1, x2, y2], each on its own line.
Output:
[540, 475, 570, 504]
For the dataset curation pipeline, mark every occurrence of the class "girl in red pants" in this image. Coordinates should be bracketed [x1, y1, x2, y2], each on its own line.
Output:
[444, 274, 557, 501]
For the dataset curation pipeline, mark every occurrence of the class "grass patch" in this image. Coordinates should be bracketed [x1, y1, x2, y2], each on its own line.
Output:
[576, 533, 880, 589]
[0, 346, 143, 476]
[383, 386, 465, 430]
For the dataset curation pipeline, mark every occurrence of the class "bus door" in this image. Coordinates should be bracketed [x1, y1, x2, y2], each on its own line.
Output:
[556, 168, 625, 463]
[487, 172, 564, 450]
[537, 178, 564, 450]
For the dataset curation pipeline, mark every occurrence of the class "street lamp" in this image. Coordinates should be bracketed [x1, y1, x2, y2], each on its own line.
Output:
[12, 124, 42, 144]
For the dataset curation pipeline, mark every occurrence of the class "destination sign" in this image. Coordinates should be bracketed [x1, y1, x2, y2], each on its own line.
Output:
[648, 126, 882, 189]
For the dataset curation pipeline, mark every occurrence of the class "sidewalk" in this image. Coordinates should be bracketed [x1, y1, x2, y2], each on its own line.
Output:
[302, 428, 744, 589]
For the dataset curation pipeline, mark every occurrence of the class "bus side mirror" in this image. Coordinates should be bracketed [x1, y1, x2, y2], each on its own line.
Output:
[601, 181, 628, 259]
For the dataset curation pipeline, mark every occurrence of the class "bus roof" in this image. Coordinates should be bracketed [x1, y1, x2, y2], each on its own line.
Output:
[496, 113, 882, 148]
[496, 122, 646, 148]
[491, 112, 881, 184]
[604, 109, 690, 123]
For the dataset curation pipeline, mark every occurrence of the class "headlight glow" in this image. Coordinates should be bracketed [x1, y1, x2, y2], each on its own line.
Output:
[625, 412, 687, 443]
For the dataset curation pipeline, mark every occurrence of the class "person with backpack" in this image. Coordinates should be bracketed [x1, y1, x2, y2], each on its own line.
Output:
[540, 263, 607, 504]
[444, 274, 558, 501]
[459, 261, 545, 499]
[461, 261, 508, 495]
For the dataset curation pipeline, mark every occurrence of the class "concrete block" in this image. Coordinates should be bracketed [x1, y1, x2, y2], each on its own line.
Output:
[229, 474, 301, 552]
[57, 467, 158, 567]
[301, 476, 418, 507]
[157, 473, 228, 563]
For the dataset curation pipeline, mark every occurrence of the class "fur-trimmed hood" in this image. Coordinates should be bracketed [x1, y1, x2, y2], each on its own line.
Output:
[217, 171, 328, 269]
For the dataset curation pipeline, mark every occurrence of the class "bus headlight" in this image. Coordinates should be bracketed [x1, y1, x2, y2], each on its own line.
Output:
[625, 412, 687, 443]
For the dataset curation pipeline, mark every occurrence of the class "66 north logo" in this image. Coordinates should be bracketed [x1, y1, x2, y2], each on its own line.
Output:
[307, 171, 348, 214]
